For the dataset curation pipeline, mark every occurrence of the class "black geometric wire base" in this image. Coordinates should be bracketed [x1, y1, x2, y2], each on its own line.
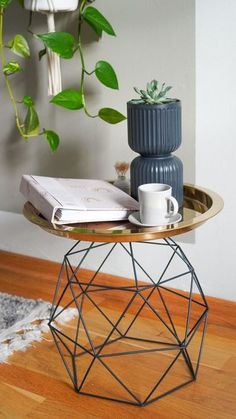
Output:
[49, 238, 208, 407]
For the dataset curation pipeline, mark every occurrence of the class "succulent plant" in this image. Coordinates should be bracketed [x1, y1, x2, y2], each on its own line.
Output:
[132, 79, 176, 105]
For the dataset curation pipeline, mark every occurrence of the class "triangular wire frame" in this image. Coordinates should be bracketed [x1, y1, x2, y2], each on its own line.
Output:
[83, 356, 142, 405]
[185, 311, 208, 377]
[119, 242, 181, 344]
[70, 280, 136, 353]
[49, 256, 69, 321]
[65, 242, 125, 339]
[49, 238, 209, 406]
[143, 350, 195, 406]
[50, 327, 76, 387]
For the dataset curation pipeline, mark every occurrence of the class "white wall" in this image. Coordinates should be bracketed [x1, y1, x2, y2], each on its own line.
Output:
[1, 1, 235, 300]
[194, 0, 236, 300]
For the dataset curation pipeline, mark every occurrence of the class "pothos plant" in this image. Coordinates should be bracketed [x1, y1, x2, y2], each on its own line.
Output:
[0, 0, 126, 152]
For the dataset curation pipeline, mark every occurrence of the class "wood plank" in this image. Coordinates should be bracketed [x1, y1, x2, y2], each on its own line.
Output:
[0, 251, 236, 418]
[0, 381, 44, 418]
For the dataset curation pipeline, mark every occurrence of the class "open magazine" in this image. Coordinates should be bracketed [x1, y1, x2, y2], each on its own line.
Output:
[20, 175, 139, 224]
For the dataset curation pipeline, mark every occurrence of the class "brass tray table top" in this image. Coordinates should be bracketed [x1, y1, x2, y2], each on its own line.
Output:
[23, 184, 223, 243]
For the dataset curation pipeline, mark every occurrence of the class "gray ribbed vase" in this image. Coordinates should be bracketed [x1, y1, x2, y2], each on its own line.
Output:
[127, 100, 183, 206]
[130, 155, 183, 205]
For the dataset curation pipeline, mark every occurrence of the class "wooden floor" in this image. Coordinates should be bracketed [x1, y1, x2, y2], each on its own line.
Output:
[0, 251, 235, 419]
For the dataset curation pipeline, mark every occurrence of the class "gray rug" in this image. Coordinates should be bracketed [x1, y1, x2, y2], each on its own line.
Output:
[0, 292, 76, 363]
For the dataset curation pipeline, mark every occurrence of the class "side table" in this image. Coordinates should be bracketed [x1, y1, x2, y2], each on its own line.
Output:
[24, 184, 223, 407]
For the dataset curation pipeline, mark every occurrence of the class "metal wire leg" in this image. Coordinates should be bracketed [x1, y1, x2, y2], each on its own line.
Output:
[49, 239, 208, 406]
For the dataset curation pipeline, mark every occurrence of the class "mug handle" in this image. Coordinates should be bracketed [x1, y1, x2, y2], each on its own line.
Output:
[166, 196, 178, 217]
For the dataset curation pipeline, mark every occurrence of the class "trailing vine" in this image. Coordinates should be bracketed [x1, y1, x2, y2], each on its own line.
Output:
[0, 0, 60, 151]
[37, 0, 126, 124]
[0, 0, 126, 153]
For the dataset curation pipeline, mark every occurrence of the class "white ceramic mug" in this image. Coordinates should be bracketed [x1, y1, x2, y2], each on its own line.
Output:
[138, 183, 179, 225]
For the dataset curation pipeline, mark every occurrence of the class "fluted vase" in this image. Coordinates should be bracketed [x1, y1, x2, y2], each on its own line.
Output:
[127, 100, 183, 206]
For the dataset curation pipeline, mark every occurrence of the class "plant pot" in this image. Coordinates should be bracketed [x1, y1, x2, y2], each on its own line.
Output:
[127, 100, 181, 156]
[127, 100, 183, 206]
[24, 0, 79, 12]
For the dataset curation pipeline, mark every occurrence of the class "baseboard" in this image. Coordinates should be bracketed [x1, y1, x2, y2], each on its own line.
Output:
[0, 251, 235, 325]
[0, 211, 234, 301]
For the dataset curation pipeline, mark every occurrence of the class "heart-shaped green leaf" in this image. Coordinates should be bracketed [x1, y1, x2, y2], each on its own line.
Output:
[24, 106, 40, 136]
[95, 61, 118, 90]
[37, 32, 75, 59]
[98, 108, 126, 124]
[50, 88, 84, 110]
[8, 35, 30, 58]
[44, 129, 60, 152]
[3, 61, 21, 76]
[83, 7, 115, 37]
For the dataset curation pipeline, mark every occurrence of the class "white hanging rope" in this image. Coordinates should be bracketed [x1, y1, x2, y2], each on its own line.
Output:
[46, 12, 62, 96]
[30, 0, 62, 96]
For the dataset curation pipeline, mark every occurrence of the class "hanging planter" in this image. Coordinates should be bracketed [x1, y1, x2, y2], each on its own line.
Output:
[24, 0, 79, 96]
[24, 0, 79, 13]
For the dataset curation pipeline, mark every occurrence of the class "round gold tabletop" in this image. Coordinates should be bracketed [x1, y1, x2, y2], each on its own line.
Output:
[23, 184, 223, 243]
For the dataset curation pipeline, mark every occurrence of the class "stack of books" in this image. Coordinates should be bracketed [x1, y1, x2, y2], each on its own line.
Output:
[20, 175, 139, 225]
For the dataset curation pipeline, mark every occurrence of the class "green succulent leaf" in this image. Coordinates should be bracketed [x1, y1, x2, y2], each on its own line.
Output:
[37, 32, 76, 59]
[140, 90, 149, 99]
[24, 106, 40, 136]
[95, 61, 118, 90]
[43, 129, 60, 152]
[50, 88, 84, 110]
[133, 79, 174, 104]
[147, 80, 158, 96]
[3, 61, 21, 76]
[162, 85, 172, 96]
[163, 98, 175, 103]
[153, 91, 160, 102]
[83, 7, 116, 37]
[0, 0, 12, 9]
[98, 108, 126, 124]
[8, 35, 30, 58]
[150, 80, 158, 91]
[134, 87, 141, 95]
[130, 99, 144, 104]
[146, 82, 153, 95]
